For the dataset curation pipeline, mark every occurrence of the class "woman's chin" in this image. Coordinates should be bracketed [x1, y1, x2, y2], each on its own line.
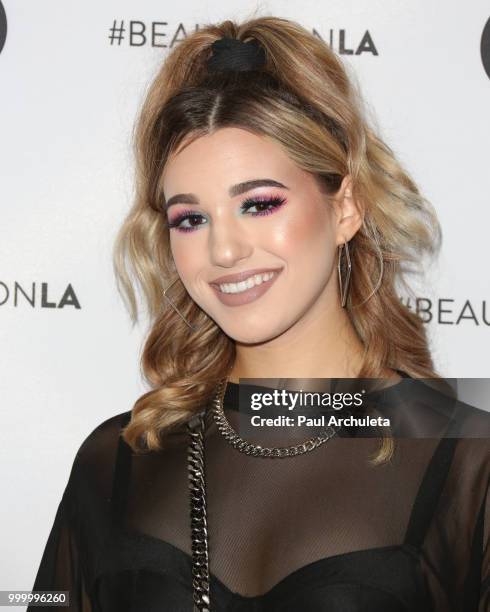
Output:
[220, 321, 287, 346]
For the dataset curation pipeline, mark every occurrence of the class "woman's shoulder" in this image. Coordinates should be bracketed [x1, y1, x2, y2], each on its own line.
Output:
[64, 410, 133, 502]
[75, 410, 132, 462]
[380, 377, 490, 439]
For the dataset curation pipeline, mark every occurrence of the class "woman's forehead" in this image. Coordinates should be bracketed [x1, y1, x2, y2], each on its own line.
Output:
[162, 128, 307, 197]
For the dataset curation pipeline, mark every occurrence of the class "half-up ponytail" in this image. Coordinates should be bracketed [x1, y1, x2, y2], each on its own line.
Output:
[113, 16, 442, 463]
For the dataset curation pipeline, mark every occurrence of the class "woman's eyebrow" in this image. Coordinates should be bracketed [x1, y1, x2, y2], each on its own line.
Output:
[164, 178, 289, 211]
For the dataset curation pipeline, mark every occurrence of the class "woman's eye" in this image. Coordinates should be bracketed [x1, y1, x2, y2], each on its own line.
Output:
[167, 213, 206, 232]
[241, 196, 287, 216]
[167, 196, 287, 233]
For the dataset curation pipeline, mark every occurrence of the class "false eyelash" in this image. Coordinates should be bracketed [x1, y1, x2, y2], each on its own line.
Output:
[241, 195, 287, 216]
[167, 208, 202, 230]
[167, 195, 287, 232]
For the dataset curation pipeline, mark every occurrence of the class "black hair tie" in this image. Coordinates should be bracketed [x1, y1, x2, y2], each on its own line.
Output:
[207, 36, 266, 73]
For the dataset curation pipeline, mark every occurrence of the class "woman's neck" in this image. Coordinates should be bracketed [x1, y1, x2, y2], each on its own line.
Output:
[228, 307, 368, 383]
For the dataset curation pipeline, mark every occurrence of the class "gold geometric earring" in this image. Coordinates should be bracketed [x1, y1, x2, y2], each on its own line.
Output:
[162, 276, 200, 332]
[337, 240, 352, 308]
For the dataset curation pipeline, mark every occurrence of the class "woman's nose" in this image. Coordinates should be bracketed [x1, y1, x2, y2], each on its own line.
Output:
[208, 218, 253, 267]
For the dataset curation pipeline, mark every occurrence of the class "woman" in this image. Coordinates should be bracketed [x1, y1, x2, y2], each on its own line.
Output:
[29, 16, 488, 611]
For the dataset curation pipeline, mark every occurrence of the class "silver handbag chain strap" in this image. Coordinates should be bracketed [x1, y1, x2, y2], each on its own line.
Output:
[186, 377, 342, 610]
[187, 409, 211, 612]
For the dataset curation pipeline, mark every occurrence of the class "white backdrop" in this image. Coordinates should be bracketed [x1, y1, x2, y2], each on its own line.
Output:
[1, 1, 489, 605]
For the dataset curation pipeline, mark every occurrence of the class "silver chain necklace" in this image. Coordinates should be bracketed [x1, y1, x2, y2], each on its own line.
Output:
[186, 377, 341, 610]
[211, 377, 339, 457]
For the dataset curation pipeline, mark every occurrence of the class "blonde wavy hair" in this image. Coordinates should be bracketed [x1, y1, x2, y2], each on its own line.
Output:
[113, 15, 443, 463]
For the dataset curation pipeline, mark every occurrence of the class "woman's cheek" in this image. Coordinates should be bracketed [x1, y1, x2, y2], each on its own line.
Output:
[267, 209, 326, 254]
[170, 237, 193, 273]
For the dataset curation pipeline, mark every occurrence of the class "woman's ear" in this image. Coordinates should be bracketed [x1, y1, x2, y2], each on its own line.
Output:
[333, 175, 364, 245]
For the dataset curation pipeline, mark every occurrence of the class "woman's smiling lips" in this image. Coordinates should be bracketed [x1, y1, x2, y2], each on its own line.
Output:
[210, 267, 284, 285]
[209, 267, 283, 307]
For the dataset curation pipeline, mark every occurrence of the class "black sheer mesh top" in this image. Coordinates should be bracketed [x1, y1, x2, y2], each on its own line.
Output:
[29, 373, 490, 611]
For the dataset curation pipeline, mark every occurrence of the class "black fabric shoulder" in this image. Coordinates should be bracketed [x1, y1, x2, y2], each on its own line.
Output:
[28, 411, 132, 611]
[66, 410, 133, 509]
[75, 410, 132, 463]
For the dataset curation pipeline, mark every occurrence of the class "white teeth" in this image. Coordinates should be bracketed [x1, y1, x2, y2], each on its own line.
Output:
[218, 271, 276, 294]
